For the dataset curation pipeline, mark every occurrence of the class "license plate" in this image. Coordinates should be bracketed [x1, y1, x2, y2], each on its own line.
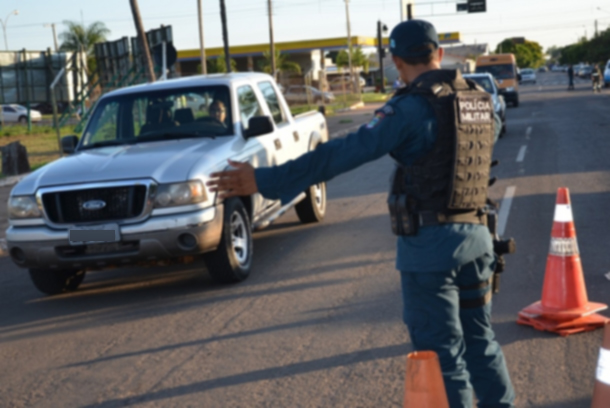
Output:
[69, 224, 120, 245]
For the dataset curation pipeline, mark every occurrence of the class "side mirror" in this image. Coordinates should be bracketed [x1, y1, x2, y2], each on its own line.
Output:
[61, 135, 79, 154]
[245, 116, 274, 138]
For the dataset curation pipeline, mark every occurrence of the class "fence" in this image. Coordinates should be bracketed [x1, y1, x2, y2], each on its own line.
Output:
[0, 49, 86, 105]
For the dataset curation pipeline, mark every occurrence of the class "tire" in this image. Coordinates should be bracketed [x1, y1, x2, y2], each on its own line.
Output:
[18, 116, 27, 125]
[513, 98, 519, 108]
[501, 121, 506, 137]
[28, 268, 86, 295]
[204, 198, 253, 284]
[295, 181, 327, 224]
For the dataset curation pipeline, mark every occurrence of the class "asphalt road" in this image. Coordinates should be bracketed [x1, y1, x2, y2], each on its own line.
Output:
[1, 75, 609, 407]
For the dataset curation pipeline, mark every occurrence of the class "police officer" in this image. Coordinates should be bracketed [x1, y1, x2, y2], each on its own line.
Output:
[207, 20, 515, 408]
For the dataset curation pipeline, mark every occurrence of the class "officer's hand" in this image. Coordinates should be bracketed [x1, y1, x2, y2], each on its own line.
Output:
[207, 160, 258, 199]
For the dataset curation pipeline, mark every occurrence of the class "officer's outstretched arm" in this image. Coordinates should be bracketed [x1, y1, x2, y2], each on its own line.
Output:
[209, 105, 413, 204]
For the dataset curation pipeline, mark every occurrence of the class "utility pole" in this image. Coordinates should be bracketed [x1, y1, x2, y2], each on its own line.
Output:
[129, 0, 156, 82]
[267, 0, 277, 79]
[344, 0, 357, 94]
[377, 21, 386, 94]
[595, 19, 599, 37]
[197, 0, 207, 74]
[219, 0, 231, 73]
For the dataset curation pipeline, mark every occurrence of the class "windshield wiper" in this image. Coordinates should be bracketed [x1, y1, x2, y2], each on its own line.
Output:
[80, 140, 135, 150]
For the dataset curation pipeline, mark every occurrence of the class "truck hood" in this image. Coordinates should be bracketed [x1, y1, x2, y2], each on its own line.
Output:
[13, 137, 234, 195]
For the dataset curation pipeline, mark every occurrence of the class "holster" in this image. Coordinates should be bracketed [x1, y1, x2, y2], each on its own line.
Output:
[387, 166, 418, 236]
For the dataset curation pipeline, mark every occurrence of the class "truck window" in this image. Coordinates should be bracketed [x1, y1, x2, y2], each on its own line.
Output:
[85, 101, 119, 144]
[475, 64, 515, 80]
[237, 85, 263, 131]
[81, 85, 233, 149]
[258, 81, 287, 126]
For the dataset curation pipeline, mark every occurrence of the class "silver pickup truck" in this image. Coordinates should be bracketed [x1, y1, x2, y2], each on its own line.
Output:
[6, 73, 328, 295]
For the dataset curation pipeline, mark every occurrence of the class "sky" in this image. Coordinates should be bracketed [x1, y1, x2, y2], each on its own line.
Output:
[2, 0, 610, 55]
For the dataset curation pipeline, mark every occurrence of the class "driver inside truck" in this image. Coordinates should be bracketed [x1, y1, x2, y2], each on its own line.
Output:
[208, 100, 227, 126]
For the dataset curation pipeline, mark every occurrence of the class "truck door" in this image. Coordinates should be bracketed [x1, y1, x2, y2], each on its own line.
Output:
[256, 81, 302, 165]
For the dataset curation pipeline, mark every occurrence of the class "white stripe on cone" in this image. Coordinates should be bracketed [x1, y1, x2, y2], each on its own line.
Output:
[554, 204, 573, 222]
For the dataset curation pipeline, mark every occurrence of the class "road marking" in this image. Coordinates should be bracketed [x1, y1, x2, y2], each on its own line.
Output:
[538, 86, 543, 91]
[498, 186, 517, 236]
[516, 145, 527, 162]
[526, 126, 532, 140]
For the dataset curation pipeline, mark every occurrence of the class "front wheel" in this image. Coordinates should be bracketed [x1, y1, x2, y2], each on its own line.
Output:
[295, 182, 326, 224]
[29, 268, 86, 295]
[18, 116, 27, 124]
[204, 198, 253, 284]
[513, 99, 519, 108]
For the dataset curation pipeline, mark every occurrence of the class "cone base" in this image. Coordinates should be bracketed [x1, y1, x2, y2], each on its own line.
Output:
[520, 300, 608, 321]
[517, 312, 609, 336]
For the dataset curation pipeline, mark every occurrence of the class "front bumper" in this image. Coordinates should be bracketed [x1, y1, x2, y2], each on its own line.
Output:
[6, 206, 223, 270]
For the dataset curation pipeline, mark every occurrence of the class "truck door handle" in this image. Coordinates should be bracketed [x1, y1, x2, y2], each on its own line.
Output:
[293, 131, 300, 142]
[274, 139, 282, 150]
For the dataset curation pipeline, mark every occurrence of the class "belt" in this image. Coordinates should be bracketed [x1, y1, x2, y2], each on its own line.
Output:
[417, 210, 486, 227]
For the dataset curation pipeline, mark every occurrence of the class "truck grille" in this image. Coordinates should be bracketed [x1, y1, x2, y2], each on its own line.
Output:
[42, 186, 148, 224]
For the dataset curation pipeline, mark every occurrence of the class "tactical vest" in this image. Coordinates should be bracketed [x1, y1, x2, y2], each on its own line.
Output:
[388, 70, 494, 236]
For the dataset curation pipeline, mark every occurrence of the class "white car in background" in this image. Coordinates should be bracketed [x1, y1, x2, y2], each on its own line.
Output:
[519, 68, 537, 84]
[604, 60, 610, 87]
[1, 104, 43, 124]
[464, 73, 507, 138]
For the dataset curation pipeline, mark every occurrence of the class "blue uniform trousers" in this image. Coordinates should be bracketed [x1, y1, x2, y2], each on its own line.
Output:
[400, 252, 515, 408]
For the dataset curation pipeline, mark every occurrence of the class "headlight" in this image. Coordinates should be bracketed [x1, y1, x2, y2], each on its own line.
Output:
[154, 181, 207, 208]
[8, 196, 42, 219]
[505, 87, 515, 92]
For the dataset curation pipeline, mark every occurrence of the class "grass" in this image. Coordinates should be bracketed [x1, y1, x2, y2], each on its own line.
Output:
[0, 124, 77, 178]
[361, 92, 391, 104]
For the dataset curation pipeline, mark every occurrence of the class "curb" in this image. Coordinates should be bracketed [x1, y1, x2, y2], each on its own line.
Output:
[0, 173, 29, 188]
[336, 102, 365, 113]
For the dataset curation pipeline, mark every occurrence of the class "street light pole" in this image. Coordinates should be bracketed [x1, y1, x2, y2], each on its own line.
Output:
[197, 0, 207, 74]
[1, 10, 19, 51]
[44, 23, 59, 52]
[344, 0, 357, 94]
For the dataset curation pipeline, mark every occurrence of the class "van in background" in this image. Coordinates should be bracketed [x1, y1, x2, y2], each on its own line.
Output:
[475, 54, 521, 107]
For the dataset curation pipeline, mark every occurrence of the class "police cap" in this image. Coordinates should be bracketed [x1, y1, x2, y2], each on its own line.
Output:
[390, 20, 439, 59]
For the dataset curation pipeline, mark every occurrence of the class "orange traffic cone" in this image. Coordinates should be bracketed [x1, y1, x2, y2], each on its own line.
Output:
[591, 323, 610, 408]
[518, 188, 609, 336]
[403, 351, 449, 408]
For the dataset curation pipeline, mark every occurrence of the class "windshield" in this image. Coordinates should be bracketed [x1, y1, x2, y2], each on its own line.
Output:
[475, 64, 516, 80]
[521, 69, 534, 74]
[466, 77, 495, 94]
[81, 85, 233, 149]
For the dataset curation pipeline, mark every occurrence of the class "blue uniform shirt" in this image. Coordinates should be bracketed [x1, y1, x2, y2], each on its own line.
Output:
[255, 91, 493, 273]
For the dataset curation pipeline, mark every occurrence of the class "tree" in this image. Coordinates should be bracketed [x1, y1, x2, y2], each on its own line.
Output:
[559, 28, 610, 66]
[59, 20, 110, 76]
[258, 49, 301, 75]
[198, 54, 237, 74]
[59, 21, 110, 55]
[336, 47, 370, 73]
[495, 38, 545, 68]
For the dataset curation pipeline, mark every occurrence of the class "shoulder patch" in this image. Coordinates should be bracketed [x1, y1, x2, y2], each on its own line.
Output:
[366, 112, 386, 129]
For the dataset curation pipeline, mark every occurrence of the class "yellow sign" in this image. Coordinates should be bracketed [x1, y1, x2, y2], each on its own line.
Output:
[438, 32, 460, 44]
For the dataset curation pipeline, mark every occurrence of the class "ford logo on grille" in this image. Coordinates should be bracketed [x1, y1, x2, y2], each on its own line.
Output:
[82, 200, 107, 211]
